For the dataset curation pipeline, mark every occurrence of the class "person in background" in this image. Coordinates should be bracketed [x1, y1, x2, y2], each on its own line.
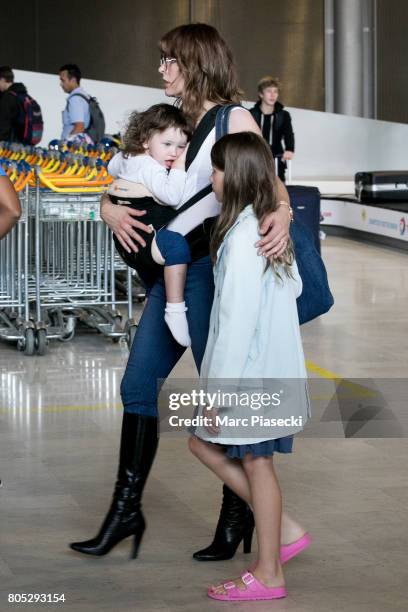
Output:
[59, 64, 92, 143]
[0, 66, 30, 142]
[250, 77, 295, 183]
[0, 165, 21, 238]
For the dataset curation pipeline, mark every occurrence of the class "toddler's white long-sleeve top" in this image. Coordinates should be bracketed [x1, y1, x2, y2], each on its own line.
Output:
[108, 152, 191, 208]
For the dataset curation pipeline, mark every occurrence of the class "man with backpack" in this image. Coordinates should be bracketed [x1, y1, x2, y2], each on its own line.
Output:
[0, 66, 43, 145]
[59, 64, 105, 144]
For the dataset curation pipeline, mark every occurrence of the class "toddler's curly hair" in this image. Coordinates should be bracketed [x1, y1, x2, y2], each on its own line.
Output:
[122, 103, 193, 157]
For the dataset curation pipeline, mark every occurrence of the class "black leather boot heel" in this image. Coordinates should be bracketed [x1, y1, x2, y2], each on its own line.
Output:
[193, 485, 254, 561]
[131, 521, 146, 559]
[69, 413, 158, 558]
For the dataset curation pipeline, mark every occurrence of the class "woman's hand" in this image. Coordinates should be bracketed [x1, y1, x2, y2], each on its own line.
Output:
[100, 193, 152, 253]
[256, 202, 291, 259]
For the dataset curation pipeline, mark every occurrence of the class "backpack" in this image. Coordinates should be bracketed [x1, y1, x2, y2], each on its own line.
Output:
[9, 91, 43, 145]
[70, 93, 105, 143]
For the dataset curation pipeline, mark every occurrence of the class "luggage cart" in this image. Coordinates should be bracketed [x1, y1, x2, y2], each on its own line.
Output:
[1, 143, 140, 354]
[0, 185, 37, 355]
[30, 175, 138, 353]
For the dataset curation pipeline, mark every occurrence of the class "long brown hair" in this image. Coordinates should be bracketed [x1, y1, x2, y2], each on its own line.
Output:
[160, 23, 242, 121]
[210, 132, 294, 276]
[122, 103, 192, 157]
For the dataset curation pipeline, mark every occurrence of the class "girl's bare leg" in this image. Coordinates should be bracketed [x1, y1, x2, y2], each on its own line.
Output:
[188, 435, 251, 501]
[241, 455, 284, 587]
[189, 437, 285, 593]
[189, 436, 307, 546]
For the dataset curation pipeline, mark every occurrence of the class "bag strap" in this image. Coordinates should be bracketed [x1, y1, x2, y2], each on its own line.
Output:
[68, 93, 91, 107]
[215, 103, 242, 141]
[177, 104, 242, 217]
[185, 105, 220, 170]
[175, 184, 213, 216]
[8, 90, 27, 102]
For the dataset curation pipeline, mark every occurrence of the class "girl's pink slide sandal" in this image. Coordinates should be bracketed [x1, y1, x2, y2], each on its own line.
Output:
[280, 532, 312, 564]
[207, 571, 287, 601]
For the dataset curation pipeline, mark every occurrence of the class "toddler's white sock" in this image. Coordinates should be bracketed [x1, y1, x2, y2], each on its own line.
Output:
[164, 301, 191, 347]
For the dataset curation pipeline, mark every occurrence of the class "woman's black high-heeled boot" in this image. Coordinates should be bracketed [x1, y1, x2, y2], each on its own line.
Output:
[193, 484, 254, 561]
[70, 412, 159, 558]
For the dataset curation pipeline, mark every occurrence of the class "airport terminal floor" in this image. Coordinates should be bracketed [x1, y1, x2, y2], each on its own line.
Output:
[1, 235, 407, 612]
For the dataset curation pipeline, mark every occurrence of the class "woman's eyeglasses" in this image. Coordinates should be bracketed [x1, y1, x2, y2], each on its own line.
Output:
[159, 56, 177, 68]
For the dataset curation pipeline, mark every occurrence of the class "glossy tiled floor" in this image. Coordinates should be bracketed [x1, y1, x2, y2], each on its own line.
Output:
[0, 236, 407, 611]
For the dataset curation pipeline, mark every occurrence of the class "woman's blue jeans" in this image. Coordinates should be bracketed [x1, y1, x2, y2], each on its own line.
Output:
[121, 256, 214, 416]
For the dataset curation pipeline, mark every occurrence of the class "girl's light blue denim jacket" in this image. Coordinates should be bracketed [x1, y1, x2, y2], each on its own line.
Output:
[196, 205, 310, 445]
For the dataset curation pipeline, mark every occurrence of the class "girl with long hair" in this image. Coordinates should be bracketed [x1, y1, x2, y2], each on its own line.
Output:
[69, 23, 309, 566]
[189, 132, 310, 601]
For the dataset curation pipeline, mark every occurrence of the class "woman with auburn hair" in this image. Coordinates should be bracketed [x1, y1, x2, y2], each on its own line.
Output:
[69, 23, 310, 566]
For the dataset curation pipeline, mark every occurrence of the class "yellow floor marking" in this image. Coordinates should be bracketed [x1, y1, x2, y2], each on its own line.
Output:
[306, 360, 377, 398]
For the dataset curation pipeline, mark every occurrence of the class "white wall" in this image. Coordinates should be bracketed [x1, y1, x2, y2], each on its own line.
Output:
[286, 106, 408, 179]
[14, 69, 408, 180]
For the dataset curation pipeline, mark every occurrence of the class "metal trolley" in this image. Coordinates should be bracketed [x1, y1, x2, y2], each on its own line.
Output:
[0, 185, 35, 354]
[28, 175, 138, 355]
[0, 143, 141, 355]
